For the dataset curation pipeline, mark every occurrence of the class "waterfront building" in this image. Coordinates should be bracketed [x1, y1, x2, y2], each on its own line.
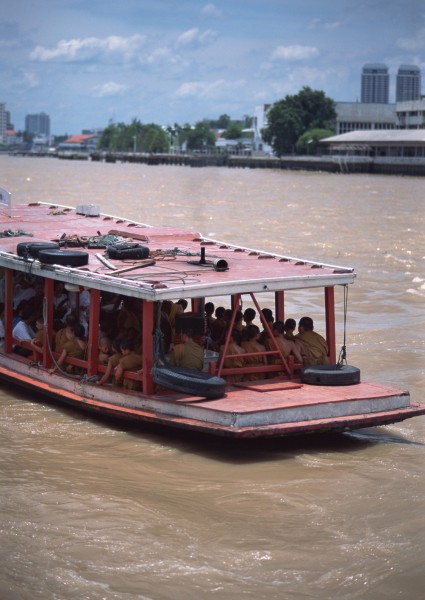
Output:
[396, 99, 425, 129]
[335, 102, 396, 134]
[321, 129, 425, 158]
[253, 104, 273, 154]
[396, 65, 422, 102]
[25, 112, 50, 137]
[361, 64, 389, 104]
[57, 133, 98, 154]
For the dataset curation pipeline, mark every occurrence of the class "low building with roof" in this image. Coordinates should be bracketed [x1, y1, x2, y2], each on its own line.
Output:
[57, 133, 98, 154]
[320, 129, 425, 158]
[318, 129, 425, 175]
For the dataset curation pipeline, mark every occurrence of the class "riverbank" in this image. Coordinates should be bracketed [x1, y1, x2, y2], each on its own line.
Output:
[7, 149, 425, 176]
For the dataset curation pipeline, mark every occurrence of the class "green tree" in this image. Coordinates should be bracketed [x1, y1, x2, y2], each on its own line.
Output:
[139, 124, 169, 153]
[180, 121, 216, 151]
[296, 128, 335, 155]
[262, 87, 336, 156]
[223, 122, 244, 140]
[216, 114, 232, 129]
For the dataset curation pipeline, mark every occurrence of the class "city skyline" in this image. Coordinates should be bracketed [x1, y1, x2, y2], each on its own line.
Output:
[2, 0, 424, 135]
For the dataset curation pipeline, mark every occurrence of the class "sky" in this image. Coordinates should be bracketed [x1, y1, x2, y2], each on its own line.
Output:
[2, 0, 424, 135]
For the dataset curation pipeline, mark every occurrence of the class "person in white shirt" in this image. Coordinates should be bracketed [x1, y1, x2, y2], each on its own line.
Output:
[12, 305, 35, 357]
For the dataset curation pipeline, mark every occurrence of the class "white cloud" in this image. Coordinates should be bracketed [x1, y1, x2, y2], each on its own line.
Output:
[308, 18, 341, 31]
[92, 81, 127, 97]
[176, 28, 217, 47]
[270, 45, 319, 61]
[202, 3, 222, 18]
[30, 34, 146, 62]
[175, 79, 245, 99]
[397, 28, 425, 50]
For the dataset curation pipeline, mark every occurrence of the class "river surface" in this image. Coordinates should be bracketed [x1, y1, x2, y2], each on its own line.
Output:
[0, 155, 424, 599]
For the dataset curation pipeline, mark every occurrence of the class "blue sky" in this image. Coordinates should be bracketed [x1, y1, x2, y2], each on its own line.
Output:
[2, 0, 424, 135]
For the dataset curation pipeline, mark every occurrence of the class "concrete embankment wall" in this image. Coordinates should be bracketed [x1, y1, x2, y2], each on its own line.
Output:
[89, 152, 425, 176]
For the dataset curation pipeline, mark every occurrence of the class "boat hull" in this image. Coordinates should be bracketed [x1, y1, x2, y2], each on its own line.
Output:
[1, 357, 424, 439]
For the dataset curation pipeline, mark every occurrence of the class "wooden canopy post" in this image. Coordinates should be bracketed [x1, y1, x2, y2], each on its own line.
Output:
[87, 289, 100, 376]
[275, 291, 285, 322]
[43, 278, 54, 368]
[325, 286, 336, 364]
[142, 300, 155, 394]
[216, 293, 241, 376]
[4, 267, 14, 354]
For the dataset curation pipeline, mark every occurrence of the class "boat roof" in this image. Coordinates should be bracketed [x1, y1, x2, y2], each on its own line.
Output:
[0, 202, 356, 300]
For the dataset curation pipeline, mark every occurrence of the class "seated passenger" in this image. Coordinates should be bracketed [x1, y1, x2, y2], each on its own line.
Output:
[232, 310, 244, 335]
[283, 318, 297, 341]
[114, 340, 143, 390]
[30, 316, 45, 356]
[265, 321, 303, 366]
[116, 298, 141, 341]
[204, 302, 215, 336]
[243, 308, 256, 329]
[12, 305, 35, 357]
[168, 328, 203, 371]
[241, 324, 266, 381]
[176, 299, 188, 313]
[49, 324, 87, 374]
[220, 329, 245, 383]
[96, 339, 122, 386]
[295, 316, 329, 367]
[55, 313, 78, 353]
[98, 337, 112, 364]
[259, 307, 274, 345]
[210, 306, 227, 348]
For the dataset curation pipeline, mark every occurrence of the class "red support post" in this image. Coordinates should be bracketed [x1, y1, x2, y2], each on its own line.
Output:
[43, 278, 54, 367]
[87, 289, 100, 376]
[4, 268, 13, 353]
[275, 291, 285, 322]
[142, 300, 155, 394]
[325, 286, 336, 364]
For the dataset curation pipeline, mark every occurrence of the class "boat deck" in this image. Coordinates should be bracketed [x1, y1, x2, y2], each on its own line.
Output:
[0, 202, 355, 299]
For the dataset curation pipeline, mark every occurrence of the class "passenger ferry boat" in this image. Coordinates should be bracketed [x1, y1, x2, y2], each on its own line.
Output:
[1, 191, 424, 439]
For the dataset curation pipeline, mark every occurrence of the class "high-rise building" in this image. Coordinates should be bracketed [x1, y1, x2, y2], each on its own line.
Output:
[0, 102, 7, 143]
[396, 65, 421, 102]
[25, 112, 50, 137]
[361, 64, 389, 103]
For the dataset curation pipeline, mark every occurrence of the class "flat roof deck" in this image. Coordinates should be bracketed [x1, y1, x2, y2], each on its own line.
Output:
[0, 202, 356, 300]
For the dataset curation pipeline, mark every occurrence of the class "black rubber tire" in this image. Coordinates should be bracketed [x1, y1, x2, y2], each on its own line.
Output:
[107, 245, 150, 260]
[17, 241, 60, 258]
[153, 366, 226, 399]
[38, 249, 89, 267]
[301, 364, 361, 386]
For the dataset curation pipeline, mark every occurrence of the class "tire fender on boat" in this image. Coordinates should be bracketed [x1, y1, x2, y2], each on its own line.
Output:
[153, 365, 226, 400]
[301, 364, 361, 386]
[37, 249, 90, 267]
[17, 241, 60, 258]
